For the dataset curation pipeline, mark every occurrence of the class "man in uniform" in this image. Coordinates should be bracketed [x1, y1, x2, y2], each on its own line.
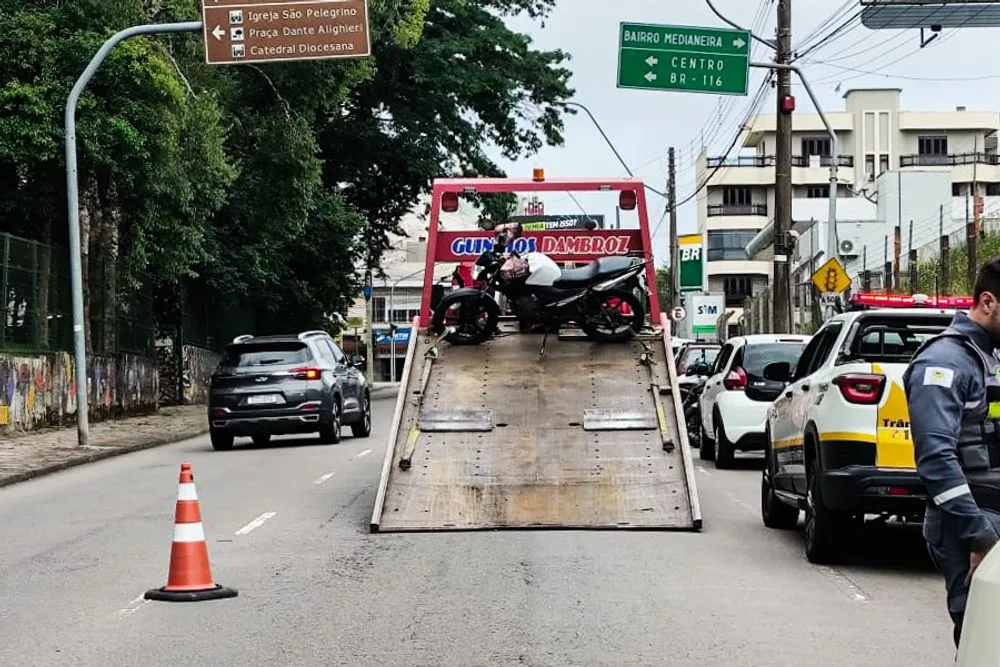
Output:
[904, 258, 1000, 648]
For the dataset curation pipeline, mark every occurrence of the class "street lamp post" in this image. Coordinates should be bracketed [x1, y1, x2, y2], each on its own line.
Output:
[389, 267, 426, 381]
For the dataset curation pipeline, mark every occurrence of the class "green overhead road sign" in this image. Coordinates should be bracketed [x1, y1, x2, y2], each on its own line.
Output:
[617, 22, 751, 96]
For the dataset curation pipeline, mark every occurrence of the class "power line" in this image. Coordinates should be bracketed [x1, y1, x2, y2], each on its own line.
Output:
[651, 74, 774, 239]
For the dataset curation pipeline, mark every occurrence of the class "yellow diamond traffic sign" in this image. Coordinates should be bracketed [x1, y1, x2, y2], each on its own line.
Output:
[347, 316, 365, 329]
[811, 257, 851, 294]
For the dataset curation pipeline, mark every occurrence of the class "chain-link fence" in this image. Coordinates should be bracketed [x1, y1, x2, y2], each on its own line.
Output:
[0, 232, 154, 354]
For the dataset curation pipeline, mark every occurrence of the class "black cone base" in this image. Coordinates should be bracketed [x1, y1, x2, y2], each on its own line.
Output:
[144, 584, 238, 602]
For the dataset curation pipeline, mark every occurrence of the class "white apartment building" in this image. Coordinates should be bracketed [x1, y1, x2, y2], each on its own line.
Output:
[695, 87, 1000, 328]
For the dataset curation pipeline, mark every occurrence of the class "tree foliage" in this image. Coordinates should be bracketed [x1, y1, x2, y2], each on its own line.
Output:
[915, 232, 1000, 296]
[0, 0, 573, 350]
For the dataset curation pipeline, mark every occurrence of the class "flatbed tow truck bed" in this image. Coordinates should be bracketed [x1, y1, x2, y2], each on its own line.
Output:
[370, 317, 702, 532]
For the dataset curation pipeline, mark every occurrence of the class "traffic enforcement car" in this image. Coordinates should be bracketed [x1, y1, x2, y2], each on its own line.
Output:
[760, 292, 970, 564]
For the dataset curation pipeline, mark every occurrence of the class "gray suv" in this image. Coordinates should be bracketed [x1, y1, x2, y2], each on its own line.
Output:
[208, 331, 371, 451]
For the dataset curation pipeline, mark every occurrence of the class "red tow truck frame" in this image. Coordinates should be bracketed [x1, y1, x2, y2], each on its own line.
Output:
[418, 176, 662, 328]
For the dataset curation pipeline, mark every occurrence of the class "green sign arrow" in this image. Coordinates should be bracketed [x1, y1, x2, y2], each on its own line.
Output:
[617, 22, 751, 96]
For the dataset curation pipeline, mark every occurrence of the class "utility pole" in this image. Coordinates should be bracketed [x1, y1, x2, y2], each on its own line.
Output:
[667, 147, 678, 310]
[772, 0, 793, 333]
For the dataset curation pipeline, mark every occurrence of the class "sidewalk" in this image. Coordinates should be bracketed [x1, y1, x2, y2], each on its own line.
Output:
[0, 405, 208, 488]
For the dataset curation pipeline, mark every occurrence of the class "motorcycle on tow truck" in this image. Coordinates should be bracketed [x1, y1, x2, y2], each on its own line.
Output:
[430, 220, 650, 349]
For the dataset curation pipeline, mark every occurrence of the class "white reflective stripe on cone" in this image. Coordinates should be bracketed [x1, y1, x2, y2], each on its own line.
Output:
[177, 483, 199, 501]
[174, 522, 206, 543]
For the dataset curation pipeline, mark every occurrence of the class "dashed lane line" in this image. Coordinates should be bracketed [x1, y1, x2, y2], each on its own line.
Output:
[235, 511, 277, 536]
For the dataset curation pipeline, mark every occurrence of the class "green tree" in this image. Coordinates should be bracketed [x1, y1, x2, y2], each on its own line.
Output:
[320, 0, 574, 273]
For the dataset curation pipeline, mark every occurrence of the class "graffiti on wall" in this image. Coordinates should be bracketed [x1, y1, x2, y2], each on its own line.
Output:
[0, 352, 158, 433]
[156, 341, 221, 407]
[182, 345, 222, 405]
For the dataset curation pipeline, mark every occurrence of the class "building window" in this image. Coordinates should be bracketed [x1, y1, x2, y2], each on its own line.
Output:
[806, 186, 828, 199]
[708, 230, 757, 262]
[986, 183, 1000, 196]
[865, 155, 875, 181]
[722, 275, 754, 307]
[722, 187, 752, 206]
[954, 183, 965, 196]
[918, 136, 948, 156]
[372, 297, 387, 322]
[879, 155, 889, 175]
[801, 137, 831, 157]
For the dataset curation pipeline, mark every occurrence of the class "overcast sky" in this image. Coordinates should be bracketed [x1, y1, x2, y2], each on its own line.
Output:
[485, 0, 1000, 265]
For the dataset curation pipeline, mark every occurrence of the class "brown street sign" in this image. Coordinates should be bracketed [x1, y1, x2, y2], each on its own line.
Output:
[202, 0, 371, 66]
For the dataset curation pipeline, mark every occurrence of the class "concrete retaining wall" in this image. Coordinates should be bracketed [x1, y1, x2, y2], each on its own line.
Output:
[0, 352, 158, 433]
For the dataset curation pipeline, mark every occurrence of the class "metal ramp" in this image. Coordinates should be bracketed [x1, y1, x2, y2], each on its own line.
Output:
[370, 319, 702, 532]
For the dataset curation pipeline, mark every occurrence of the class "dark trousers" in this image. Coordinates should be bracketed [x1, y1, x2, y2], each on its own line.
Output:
[923, 506, 1000, 647]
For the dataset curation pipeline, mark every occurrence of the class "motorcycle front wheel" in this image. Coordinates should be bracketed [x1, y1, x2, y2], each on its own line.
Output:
[431, 291, 500, 345]
[581, 288, 646, 343]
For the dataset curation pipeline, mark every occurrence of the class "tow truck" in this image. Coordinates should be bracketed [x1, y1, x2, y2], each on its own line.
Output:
[369, 173, 702, 532]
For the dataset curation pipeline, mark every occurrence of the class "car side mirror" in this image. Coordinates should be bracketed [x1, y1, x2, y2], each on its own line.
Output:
[763, 361, 792, 383]
[350, 355, 364, 369]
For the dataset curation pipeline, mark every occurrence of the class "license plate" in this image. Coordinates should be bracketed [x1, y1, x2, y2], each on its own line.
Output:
[247, 394, 280, 405]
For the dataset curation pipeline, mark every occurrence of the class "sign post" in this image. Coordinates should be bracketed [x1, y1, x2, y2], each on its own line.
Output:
[202, 0, 371, 65]
[811, 257, 852, 319]
[617, 22, 751, 95]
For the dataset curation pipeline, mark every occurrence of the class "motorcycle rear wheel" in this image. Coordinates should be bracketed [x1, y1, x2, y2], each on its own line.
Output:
[431, 292, 500, 345]
[581, 288, 646, 343]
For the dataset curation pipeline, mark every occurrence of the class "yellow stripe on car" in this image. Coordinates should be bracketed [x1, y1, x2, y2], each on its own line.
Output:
[872, 363, 916, 469]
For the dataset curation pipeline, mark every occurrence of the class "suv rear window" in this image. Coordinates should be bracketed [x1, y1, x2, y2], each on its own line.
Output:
[742, 342, 807, 377]
[222, 342, 311, 368]
[848, 316, 950, 363]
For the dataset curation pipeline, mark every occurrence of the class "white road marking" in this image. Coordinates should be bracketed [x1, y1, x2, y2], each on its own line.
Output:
[313, 472, 336, 485]
[352, 449, 372, 460]
[816, 565, 871, 602]
[235, 511, 277, 536]
[697, 467, 711, 476]
[117, 593, 152, 619]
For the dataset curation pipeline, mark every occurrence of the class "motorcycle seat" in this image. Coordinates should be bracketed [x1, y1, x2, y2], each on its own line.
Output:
[552, 256, 637, 289]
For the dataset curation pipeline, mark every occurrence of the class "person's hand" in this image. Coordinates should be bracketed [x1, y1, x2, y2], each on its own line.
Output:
[966, 549, 991, 586]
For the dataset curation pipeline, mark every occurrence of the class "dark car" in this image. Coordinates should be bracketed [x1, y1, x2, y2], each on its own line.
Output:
[207, 331, 371, 451]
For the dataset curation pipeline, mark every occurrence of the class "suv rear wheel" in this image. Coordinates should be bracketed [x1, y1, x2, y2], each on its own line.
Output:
[804, 457, 854, 564]
[211, 430, 234, 451]
[351, 393, 372, 438]
[319, 401, 342, 444]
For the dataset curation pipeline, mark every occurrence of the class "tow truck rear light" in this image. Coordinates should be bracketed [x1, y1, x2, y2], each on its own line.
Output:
[441, 191, 459, 213]
[888, 486, 910, 496]
[210, 408, 226, 418]
[619, 189, 637, 211]
[290, 366, 321, 380]
[833, 373, 885, 404]
[723, 366, 747, 390]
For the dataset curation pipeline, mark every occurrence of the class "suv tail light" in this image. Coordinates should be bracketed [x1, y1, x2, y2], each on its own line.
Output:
[723, 366, 747, 390]
[833, 373, 885, 404]
[291, 366, 321, 380]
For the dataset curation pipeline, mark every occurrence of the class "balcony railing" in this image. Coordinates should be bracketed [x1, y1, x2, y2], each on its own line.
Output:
[899, 152, 1000, 168]
[791, 155, 854, 167]
[706, 154, 854, 168]
[707, 203, 768, 217]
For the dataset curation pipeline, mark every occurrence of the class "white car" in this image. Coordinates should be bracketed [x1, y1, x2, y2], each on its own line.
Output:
[699, 334, 811, 469]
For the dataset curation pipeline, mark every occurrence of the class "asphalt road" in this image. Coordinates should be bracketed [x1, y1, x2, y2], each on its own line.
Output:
[0, 398, 956, 667]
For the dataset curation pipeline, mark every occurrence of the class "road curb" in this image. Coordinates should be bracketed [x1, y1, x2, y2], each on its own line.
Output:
[0, 425, 209, 490]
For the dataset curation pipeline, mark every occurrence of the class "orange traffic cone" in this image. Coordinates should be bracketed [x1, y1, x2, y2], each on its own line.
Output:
[144, 463, 237, 602]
